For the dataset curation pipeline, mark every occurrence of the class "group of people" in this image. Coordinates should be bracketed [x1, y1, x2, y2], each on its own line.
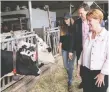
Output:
[58, 3, 108, 92]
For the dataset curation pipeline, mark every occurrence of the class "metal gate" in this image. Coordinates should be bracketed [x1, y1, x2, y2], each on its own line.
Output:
[0, 33, 38, 91]
[43, 27, 60, 57]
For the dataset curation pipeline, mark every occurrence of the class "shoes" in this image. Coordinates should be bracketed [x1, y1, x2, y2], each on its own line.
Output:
[68, 84, 73, 92]
[78, 82, 83, 89]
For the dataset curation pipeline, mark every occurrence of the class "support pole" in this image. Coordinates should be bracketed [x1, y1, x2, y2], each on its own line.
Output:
[70, 2, 72, 14]
[44, 5, 51, 29]
[28, 1, 33, 32]
[69, 2, 74, 14]
[93, 2, 104, 13]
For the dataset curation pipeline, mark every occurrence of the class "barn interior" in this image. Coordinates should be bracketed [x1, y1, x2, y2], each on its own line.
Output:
[1, 1, 108, 33]
[0, 1, 109, 92]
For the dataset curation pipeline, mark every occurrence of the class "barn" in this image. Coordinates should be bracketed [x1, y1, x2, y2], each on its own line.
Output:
[0, 1, 108, 92]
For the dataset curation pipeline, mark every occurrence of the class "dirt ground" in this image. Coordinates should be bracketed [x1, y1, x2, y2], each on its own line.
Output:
[30, 56, 83, 92]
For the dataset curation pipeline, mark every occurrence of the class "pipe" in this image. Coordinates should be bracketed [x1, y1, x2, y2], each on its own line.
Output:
[28, 1, 33, 32]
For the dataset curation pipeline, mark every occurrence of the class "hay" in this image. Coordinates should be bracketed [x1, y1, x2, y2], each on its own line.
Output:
[30, 56, 83, 92]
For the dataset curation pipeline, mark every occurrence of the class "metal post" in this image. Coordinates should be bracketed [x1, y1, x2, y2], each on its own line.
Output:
[47, 5, 51, 29]
[19, 18, 23, 31]
[44, 5, 51, 29]
[28, 1, 33, 32]
[93, 2, 104, 13]
[69, 2, 74, 14]
[70, 2, 72, 14]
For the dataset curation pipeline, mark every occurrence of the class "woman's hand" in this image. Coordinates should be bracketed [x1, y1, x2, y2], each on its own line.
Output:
[58, 46, 62, 55]
[59, 48, 62, 55]
[94, 73, 105, 87]
[58, 43, 62, 55]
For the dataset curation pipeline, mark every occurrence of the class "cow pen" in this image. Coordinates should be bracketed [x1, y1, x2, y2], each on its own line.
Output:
[0, 33, 38, 91]
[0, 27, 60, 92]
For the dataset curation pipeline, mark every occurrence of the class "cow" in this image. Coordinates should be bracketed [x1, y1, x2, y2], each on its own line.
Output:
[1, 37, 55, 77]
[18, 39, 55, 65]
[1, 32, 55, 77]
[1, 33, 55, 64]
[1, 44, 40, 77]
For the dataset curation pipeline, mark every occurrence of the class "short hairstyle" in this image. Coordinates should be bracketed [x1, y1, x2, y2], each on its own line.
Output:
[79, 3, 90, 11]
[86, 9, 104, 23]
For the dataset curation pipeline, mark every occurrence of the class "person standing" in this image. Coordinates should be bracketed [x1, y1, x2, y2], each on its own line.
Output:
[77, 9, 109, 92]
[58, 13, 76, 92]
[69, 3, 90, 89]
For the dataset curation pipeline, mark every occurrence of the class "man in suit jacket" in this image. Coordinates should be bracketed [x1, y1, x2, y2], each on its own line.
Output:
[69, 3, 90, 89]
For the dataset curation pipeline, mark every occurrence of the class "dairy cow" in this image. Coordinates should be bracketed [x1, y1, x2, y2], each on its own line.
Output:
[1, 41, 40, 77]
[1, 33, 55, 77]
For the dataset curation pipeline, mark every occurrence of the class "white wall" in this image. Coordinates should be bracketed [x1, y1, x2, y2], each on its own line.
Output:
[32, 8, 56, 28]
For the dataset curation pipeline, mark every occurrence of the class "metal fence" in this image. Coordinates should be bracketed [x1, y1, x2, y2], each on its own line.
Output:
[0, 33, 38, 91]
[43, 27, 60, 57]
[0, 27, 60, 91]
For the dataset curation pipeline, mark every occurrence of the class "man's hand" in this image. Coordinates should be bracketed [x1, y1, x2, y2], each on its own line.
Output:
[77, 64, 81, 79]
[94, 73, 105, 87]
[69, 52, 73, 60]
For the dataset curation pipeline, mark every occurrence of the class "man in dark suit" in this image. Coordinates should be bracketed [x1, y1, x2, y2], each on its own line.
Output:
[69, 3, 90, 89]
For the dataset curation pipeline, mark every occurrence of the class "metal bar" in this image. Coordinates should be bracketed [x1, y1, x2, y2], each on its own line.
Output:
[2, 78, 5, 87]
[7, 77, 10, 84]
[7, 42, 10, 51]
[43, 26, 46, 42]
[19, 18, 23, 31]
[47, 27, 59, 31]
[1, 33, 40, 91]
[70, 2, 72, 14]
[1, 75, 25, 91]
[0, 34, 37, 43]
[47, 30, 60, 33]
[93, 2, 105, 13]
[28, 1, 33, 32]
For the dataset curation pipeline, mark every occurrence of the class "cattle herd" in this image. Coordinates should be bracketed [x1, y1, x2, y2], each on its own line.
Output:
[1, 30, 55, 78]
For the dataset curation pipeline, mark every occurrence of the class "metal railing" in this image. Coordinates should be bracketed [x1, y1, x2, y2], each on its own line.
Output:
[0, 27, 60, 91]
[43, 27, 60, 56]
[0, 33, 38, 91]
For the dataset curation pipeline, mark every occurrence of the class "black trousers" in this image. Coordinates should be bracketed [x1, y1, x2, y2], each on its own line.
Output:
[81, 66, 108, 92]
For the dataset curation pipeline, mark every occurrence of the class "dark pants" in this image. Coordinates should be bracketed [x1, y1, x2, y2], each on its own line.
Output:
[82, 66, 108, 92]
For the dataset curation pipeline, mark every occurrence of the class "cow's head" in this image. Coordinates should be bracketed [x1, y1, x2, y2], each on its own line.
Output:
[36, 37, 55, 64]
[37, 37, 52, 53]
[17, 41, 38, 62]
[18, 39, 55, 65]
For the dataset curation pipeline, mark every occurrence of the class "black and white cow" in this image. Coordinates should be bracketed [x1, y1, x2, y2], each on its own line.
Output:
[18, 39, 55, 64]
[1, 33, 55, 64]
[1, 38, 55, 77]
[1, 40, 40, 77]
[1, 32, 55, 77]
